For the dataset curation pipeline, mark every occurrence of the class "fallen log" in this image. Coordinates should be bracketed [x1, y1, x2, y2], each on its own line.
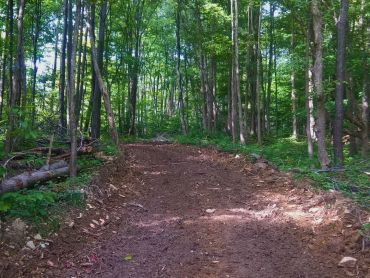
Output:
[0, 161, 69, 194]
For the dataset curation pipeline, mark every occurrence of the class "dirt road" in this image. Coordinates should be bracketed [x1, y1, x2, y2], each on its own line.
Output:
[3, 144, 369, 277]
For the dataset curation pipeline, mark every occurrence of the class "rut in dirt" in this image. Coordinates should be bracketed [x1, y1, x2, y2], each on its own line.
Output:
[16, 143, 368, 278]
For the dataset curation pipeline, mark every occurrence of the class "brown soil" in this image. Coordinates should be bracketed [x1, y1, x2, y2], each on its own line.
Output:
[1, 143, 369, 277]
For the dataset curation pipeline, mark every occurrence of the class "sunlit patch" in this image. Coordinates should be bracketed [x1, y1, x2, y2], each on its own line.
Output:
[136, 216, 181, 227]
[200, 214, 246, 222]
[143, 171, 166, 175]
[285, 210, 310, 219]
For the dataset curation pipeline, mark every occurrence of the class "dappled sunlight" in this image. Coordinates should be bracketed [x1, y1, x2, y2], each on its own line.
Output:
[135, 216, 181, 228]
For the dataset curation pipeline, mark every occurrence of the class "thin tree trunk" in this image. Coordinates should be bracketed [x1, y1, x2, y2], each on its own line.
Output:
[31, 0, 41, 126]
[360, 0, 369, 157]
[256, 3, 262, 145]
[91, 0, 108, 140]
[176, 0, 187, 135]
[305, 28, 315, 160]
[59, 0, 68, 133]
[52, 19, 60, 90]
[312, 0, 330, 169]
[88, 4, 118, 145]
[333, 0, 349, 167]
[231, 0, 245, 144]
[291, 26, 297, 138]
[67, 0, 82, 177]
[5, 0, 25, 154]
[266, 4, 274, 134]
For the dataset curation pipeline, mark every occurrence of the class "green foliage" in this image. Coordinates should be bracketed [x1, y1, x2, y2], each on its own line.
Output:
[0, 190, 57, 222]
[99, 144, 119, 156]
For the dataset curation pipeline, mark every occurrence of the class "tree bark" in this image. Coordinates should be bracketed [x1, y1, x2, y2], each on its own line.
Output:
[333, 0, 349, 167]
[311, 0, 330, 169]
[31, 0, 41, 126]
[0, 161, 69, 194]
[256, 3, 262, 145]
[175, 0, 187, 135]
[91, 0, 108, 141]
[67, 0, 82, 177]
[305, 27, 315, 160]
[231, 0, 245, 144]
[291, 26, 297, 138]
[59, 0, 69, 133]
[5, 0, 25, 154]
[88, 4, 119, 146]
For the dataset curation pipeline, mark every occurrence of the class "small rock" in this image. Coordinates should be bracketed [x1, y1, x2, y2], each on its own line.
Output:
[47, 260, 55, 267]
[108, 184, 118, 191]
[254, 162, 268, 170]
[309, 207, 320, 213]
[206, 209, 216, 214]
[12, 218, 27, 233]
[34, 234, 42, 240]
[26, 241, 36, 250]
[338, 256, 357, 268]
[92, 220, 100, 226]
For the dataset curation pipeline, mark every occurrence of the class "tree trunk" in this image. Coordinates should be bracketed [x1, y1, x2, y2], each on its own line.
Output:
[31, 0, 41, 127]
[311, 0, 330, 169]
[256, 3, 262, 145]
[305, 27, 315, 160]
[5, 0, 25, 154]
[0, 161, 69, 194]
[333, 0, 349, 167]
[291, 26, 297, 138]
[266, 4, 275, 135]
[51, 19, 60, 90]
[360, 0, 369, 157]
[91, 0, 108, 141]
[88, 4, 119, 146]
[175, 0, 187, 135]
[59, 0, 68, 134]
[231, 0, 245, 144]
[67, 0, 82, 177]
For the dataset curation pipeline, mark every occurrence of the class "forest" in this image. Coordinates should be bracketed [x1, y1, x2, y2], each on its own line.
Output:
[0, 0, 369, 276]
[0, 0, 368, 168]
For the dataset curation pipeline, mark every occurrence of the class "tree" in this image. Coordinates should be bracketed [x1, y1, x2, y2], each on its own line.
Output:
[231, 0, 245, 143]
[175, 0, 187, 135]
[88, 3, 119, 146]
[333, 0, 349, 167]
[67, 0, 82, 177]
[311, 0, 329, 169]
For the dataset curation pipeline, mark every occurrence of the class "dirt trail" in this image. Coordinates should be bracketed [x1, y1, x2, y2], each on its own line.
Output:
[2, 143, 369, 277]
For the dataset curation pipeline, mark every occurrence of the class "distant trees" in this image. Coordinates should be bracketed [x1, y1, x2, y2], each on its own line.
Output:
[0, 0, 368, 173]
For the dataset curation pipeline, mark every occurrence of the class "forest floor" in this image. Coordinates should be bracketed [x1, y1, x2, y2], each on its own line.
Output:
[1, 143, 370, 277]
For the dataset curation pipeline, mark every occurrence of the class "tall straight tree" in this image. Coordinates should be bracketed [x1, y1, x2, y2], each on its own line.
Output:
[67, 0, 82, 177]
[333, 0, 349, 167]
[88, 3, 119, 146]
[175, 0, 187, 135]
[231, 0, 245, 143]
[305, 27, 315, 161]
[359, 0, 369, 157]
[256, 3, 262, 145]
[5, 0, 25, 154]
[311, 0, 329, 169]
[91, 0, 108, 141]
[59, 0, 68, 133]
